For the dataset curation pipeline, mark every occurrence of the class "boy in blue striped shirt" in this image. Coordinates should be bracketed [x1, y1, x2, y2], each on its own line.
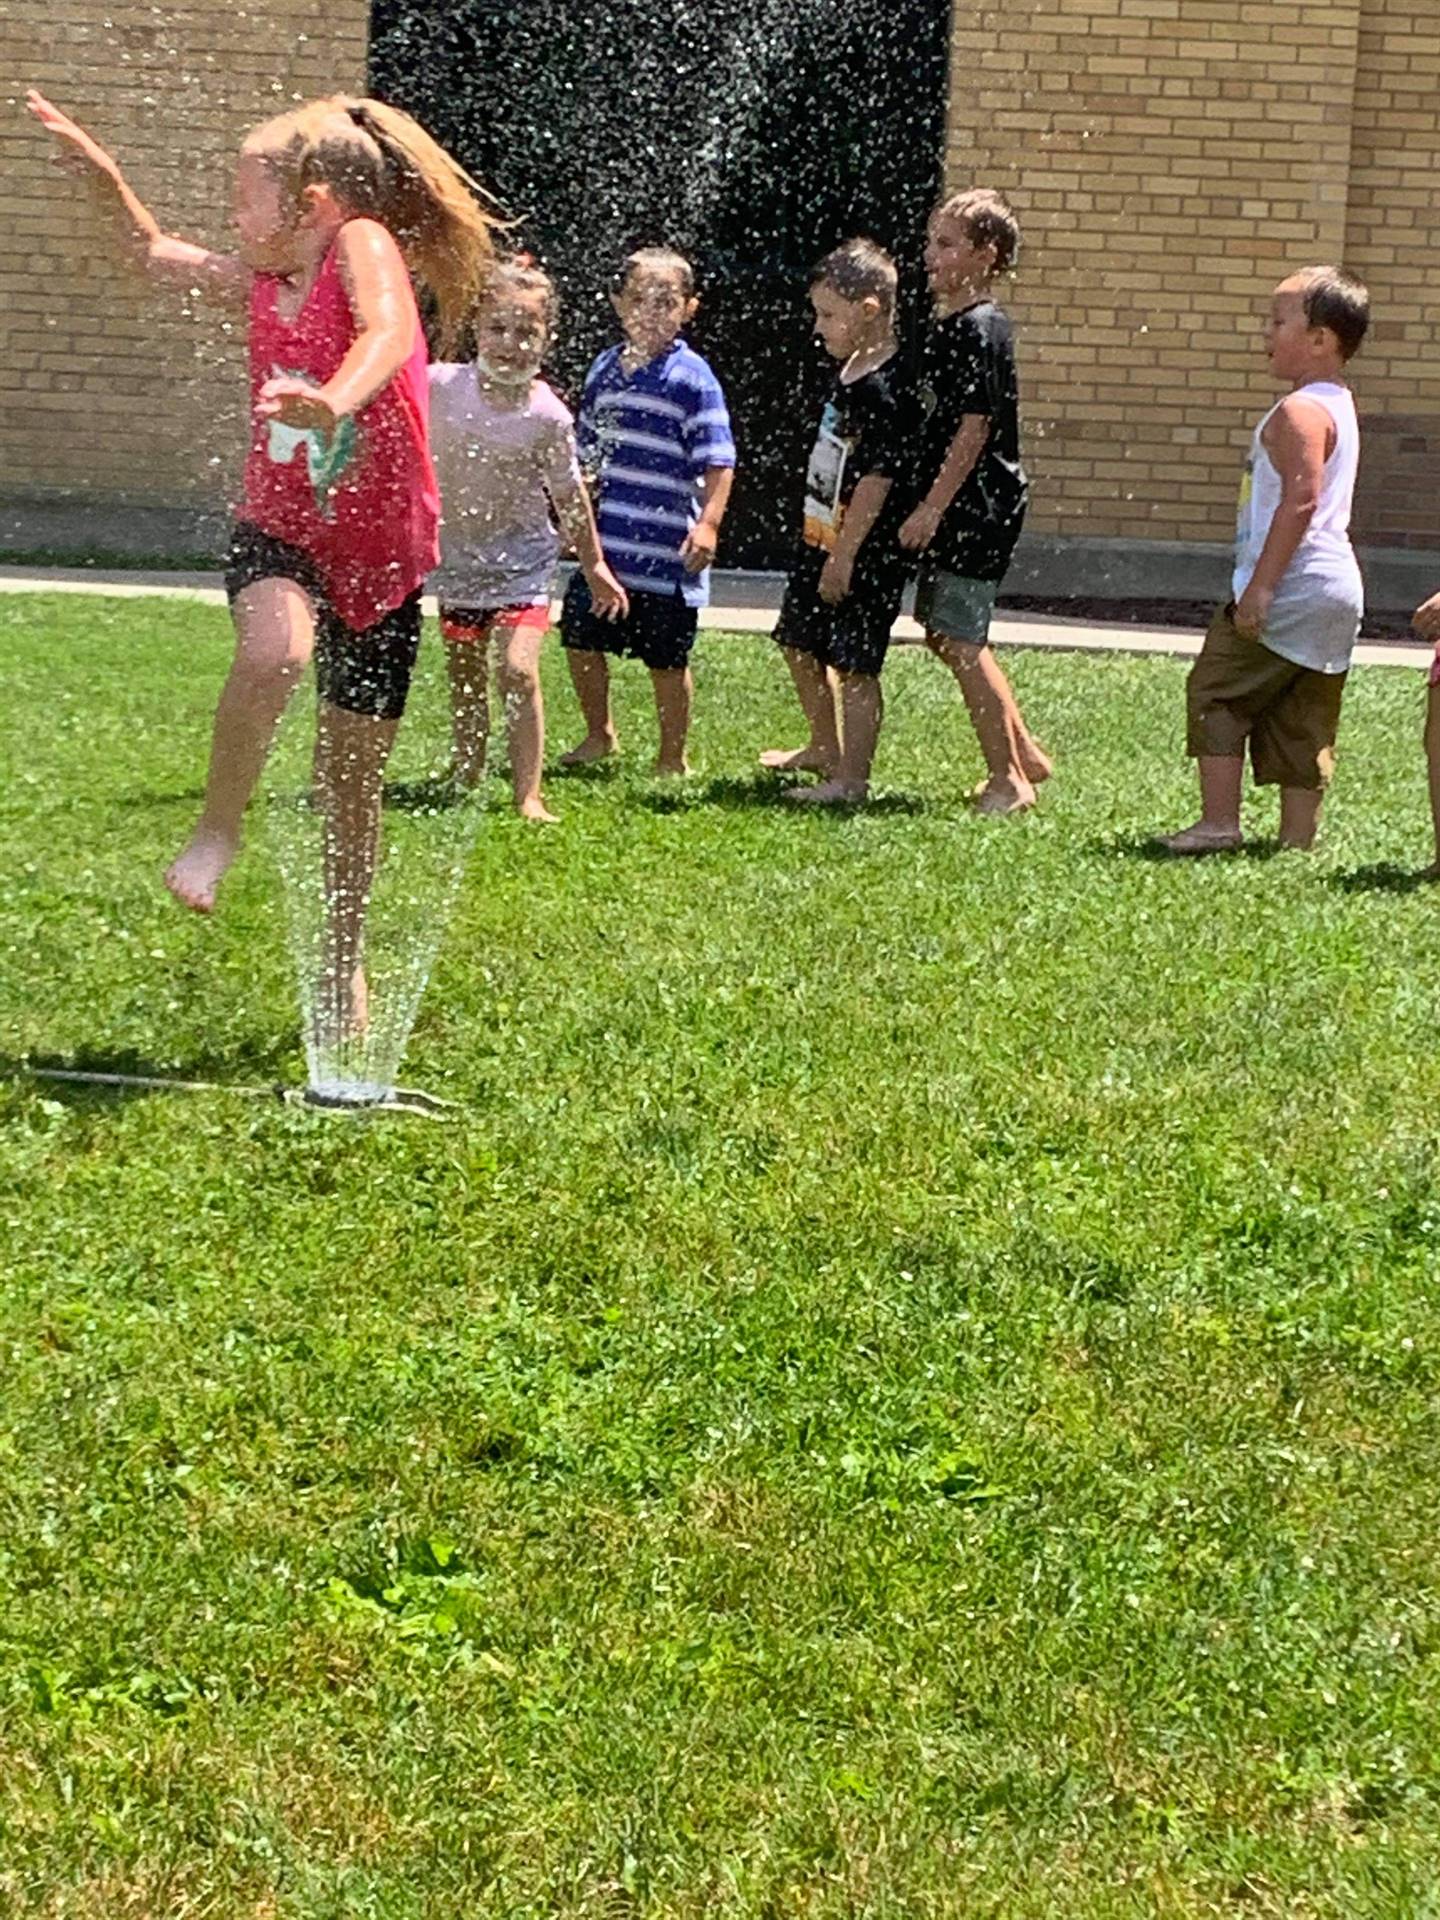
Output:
[560, 248, 736, 775]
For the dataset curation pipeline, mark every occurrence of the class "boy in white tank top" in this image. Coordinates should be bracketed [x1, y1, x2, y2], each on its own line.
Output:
[1161, 267, 1370, 854]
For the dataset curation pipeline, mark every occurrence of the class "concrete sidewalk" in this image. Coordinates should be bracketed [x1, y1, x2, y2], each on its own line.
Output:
[0, 563, 1429, 671]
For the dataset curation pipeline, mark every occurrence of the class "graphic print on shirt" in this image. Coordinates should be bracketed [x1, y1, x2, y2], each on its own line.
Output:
[802, 399, 852, 552]
[264, 365, 359, 516]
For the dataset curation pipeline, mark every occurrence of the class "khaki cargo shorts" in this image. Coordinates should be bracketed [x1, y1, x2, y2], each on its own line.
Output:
[1185, 603, 1347, 790]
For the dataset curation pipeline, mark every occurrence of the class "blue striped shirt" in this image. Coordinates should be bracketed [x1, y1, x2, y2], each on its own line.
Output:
[577, 340, 736, 608]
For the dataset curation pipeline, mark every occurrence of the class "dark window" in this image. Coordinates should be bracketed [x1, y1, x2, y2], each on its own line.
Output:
[371, 0, 950, 567]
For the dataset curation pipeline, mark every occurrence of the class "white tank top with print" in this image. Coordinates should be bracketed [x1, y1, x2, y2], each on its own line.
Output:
[1233, 379, 1362, 675]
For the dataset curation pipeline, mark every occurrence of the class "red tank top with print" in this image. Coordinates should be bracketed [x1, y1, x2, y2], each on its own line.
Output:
[241, 225, 439, 632]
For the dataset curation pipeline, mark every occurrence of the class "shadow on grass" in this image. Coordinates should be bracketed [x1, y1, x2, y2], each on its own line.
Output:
[112, 787, 207, 810]
[1331, 862, 1440, 896]
[382, 774, 475, 816]
[638, 774, 928, 817]
[1095, 833, 1292, 864]
[2, 1035, 297, 1108]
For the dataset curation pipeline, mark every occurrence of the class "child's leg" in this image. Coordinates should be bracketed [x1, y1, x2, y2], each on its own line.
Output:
[651, 666, 692, 775]
[313, 700, 399, 1047]
[1278, 786, 1323, 850]
[1424, 679, 1440, 871]
[495, 617, 555, 822]
[1258, 665, 1343, 852]
[561, 649, 617, 763]
[760, 647, 840, 773]
[166, 577, 315, 911]
[926, 634, 1036, 811]
[442, 620, 492, 787]
[1160, 605, 1257, 853]
[787, 670, 882, 804]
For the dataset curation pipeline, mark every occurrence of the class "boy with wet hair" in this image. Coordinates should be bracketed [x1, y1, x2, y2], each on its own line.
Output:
[560, 246, 735, 775]
[900, 187, 1050, 814]
[761, 236, 915, 803]
[1161, 266, 1369, 854]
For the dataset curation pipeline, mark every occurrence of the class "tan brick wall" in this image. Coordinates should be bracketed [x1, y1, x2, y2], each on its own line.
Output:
[0, 2, 368, 524]
[945, 0, 1440, 555]
[1344, 0, 1440, 549]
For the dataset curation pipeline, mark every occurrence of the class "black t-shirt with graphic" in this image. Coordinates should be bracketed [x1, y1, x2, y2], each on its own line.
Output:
[915, 300, 1028, 583]
[798, 357, 913, 586]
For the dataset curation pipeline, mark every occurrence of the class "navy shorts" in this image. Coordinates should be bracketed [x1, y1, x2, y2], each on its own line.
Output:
[774, 545, 906, 679]
[225, 522, 422, 722]
[560, 572, 697, 672]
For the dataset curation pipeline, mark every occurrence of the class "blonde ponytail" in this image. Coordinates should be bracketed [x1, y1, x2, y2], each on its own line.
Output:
[245, 96, 507, 355]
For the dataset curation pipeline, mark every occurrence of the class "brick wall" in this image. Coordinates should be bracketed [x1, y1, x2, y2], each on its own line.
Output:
[1344, 0, 1440, 549]
[4, 2, 1437, 562]
[945, 0, 1440, 556]
[0, 1, 368, 532]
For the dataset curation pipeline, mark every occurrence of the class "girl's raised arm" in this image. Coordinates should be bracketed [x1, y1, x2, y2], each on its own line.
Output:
[27, 91, 247, 304]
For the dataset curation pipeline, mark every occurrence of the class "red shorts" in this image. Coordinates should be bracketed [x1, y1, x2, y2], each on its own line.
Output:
[439, 601, 551, 645]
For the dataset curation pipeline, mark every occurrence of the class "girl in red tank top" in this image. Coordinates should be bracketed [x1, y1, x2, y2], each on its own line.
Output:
[29, 90, 501, 1043]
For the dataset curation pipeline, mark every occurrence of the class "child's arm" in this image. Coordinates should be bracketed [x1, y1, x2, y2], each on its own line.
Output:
[1413, 593, 1440, 641]
[26, 91, 247, 302]
[819, 474, 892, 604]
[1233, 396, 1333, 637]
[553, 481, 629, 621]
[899, 415, 989, 551]
[256, 220, 418, 431]
[679, 466, 734, 573]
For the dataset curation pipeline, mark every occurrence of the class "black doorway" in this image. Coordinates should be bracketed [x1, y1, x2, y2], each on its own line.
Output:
[370, 1, 952, 569]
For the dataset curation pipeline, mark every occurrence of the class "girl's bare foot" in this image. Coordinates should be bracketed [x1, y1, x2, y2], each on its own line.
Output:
[1158, 821, 1244, 855]
[164, 827, 240, 913]
[517, 797, 559, 824]
[560, 732, 618, 766]
[760, 746, 834, 774]
[785, 779, 867, 806]
[653, 757, 691, 778]
[973, 777, 1036, 816]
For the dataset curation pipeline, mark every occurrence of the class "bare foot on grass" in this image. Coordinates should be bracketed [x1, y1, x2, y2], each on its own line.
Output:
[560, 733, 618, 766]
[1158, 821, 1244, 855]
[760, 746, 834, 774]
[972, 778, 1036, 816]
[784, 779, 867, 807]
[653, 757, 691, 778]
[164, 827, 239, 913]
[517, 797, 560, 824]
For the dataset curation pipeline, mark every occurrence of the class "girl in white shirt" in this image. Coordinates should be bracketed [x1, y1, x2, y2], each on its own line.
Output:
[430, 259, 626, 821]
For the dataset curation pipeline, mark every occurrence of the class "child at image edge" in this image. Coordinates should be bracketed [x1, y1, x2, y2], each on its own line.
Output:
[1161, 266, 1369, 854]
[900, 188, 1051, 814]
[429, 256, 627, 822]
[760, 238, 914, 804]
[559, 247, 736, 776]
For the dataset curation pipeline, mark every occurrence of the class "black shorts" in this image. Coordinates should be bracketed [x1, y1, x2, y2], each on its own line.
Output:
[560, 571, 697, 672]
[773, 544, 906, 679]
[224, 522, 423, 722]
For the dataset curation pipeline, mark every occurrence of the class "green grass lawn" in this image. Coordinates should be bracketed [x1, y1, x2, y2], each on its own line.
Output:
[3, 591, 1440, 1918]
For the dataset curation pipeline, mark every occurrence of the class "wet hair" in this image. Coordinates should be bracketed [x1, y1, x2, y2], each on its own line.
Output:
[480, 253, 558, 332]
[934, 187, 1021, 274]
[1291, 264, 1370, 361]
[810, 237, 898, 316]
[613, 246, 696, 300]
[243, 95, 505, 355]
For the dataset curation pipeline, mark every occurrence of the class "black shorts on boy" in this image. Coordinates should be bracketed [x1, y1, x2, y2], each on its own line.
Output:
[774, 544, 905, 679]
[560, 571, 697, 672]
[224, 522, 422, 723]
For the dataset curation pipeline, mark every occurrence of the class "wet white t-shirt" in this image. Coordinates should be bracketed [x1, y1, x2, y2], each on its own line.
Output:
[429, 366, 582, 610]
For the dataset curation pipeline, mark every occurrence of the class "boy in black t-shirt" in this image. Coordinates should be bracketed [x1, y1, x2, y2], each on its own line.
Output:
[761, 239, 914, 805]
[899, 190, 1051, 814]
